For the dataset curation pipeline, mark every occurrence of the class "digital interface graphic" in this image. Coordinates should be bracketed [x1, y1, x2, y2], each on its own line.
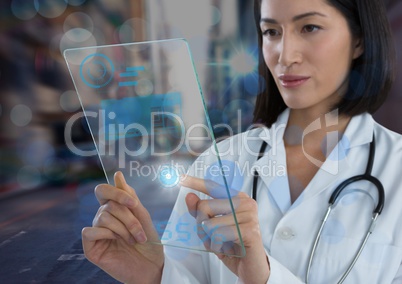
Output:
[79, 53, 114, 88]
[118, 66, 145, 87]
[100, 92, 182, 140]
[158, 165, 180, 188]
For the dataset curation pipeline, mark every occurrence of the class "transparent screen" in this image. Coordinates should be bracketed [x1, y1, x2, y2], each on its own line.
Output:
[64, 39, 245, 257]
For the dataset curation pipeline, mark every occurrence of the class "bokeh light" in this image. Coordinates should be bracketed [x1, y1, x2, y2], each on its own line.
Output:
[339, 188, 360, 206]
[60, 90, 81, 112]
[34, 0, 68, 19]
[108, 111, 116, 120]
[17, 166, 42, 189]
[321, 219, 346, 244]
[22, 140, 55, 167]
[10, 104, 32, 127]
[11, 0, 37, 21]
[243, 73, 266, 96]
[43, 157, 67, 181]
[65, 28, 93, 42]
[229, 51, 257, 76]
[135, 79, 154, 96]
[63, 12, 94, 33]
[210, 5, 222, 26]
[222, 99, 254, 129]
[118, 18, 148, 44]
[59, 28, 97, 54]
[67, 0, 86, 6]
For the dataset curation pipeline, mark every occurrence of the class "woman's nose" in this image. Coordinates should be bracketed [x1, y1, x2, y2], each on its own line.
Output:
[277, 34, 303, 67]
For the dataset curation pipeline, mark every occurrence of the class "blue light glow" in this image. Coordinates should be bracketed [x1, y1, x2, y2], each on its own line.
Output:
[229, 50, 257, 76]
[158, 165, 180, 188]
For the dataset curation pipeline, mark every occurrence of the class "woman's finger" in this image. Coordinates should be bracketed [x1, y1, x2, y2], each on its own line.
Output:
[194, 199, 259, 254]
[102, 200, 147, 244]
[93, 201, 147, 244]
[180, 175, 209, 194]
[114, 171, 138, 197]
[93, 208, 139, 244]
[181, 175, 247, 199]
[204, 222, 258, 253]
[82, 226, 116, 243]
[200, 213, 237, 229]
[81, 227, 118, 261]
[95, 183, 138, 208]
[185, 192, 200, 218]
[95, 171, 142, 207]
[200, 222, 240, 254]
[111, 172, 154, 231]
[187, 196, 242, 223]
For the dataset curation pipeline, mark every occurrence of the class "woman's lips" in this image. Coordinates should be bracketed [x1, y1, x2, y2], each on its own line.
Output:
[278, 75, 310, 88]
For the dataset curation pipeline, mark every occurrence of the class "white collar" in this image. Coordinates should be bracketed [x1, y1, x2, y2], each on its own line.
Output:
[258, 108, 374, 149]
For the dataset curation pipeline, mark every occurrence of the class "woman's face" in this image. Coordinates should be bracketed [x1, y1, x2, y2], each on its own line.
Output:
[260, 0, 363, 112]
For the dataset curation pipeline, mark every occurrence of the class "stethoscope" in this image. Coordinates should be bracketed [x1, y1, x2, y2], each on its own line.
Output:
[252, 133, 385, 284]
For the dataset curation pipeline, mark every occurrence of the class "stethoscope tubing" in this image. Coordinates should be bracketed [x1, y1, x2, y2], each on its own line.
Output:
[252, 132, 385, 283]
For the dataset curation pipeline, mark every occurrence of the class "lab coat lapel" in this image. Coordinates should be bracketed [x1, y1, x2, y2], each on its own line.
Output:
[300, 113, 375, 202]
[302, 146, 351, 201]
[253, 109, 291, 214]
[252, 110, 375, 212]
[254, 144, 290, 213]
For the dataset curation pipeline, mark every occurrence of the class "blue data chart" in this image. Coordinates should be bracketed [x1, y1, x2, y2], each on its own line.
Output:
[100, 92, 182, 140]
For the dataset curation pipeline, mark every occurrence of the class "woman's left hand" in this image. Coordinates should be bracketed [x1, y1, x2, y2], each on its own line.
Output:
[181, 176, 270, 284]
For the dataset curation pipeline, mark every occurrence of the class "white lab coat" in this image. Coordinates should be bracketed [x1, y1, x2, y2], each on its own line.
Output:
[161, 109, 402, 283]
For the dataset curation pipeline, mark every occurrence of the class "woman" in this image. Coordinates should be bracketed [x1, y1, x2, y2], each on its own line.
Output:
[82, 0, 402, 283]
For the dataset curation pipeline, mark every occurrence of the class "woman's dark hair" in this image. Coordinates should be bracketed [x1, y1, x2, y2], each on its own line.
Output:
[252, 0, 395, 127]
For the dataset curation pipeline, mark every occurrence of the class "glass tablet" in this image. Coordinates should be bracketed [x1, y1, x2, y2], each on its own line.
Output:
[64, 38, 245, 257]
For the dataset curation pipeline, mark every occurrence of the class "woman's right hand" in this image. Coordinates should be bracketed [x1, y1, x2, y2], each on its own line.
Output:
[82, 171, 164, 284]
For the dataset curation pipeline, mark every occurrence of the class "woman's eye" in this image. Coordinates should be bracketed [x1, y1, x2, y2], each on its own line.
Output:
[263, 29, 280, 37]
[302, 25, 320, 33]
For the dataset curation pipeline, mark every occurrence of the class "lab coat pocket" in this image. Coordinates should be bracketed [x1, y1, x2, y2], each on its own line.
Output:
[310, 235, 402, 284]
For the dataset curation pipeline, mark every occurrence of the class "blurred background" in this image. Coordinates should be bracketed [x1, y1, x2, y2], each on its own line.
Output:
[0, 0, 400, 282]
[0, 0, 401, 197]
[0, 0, 260, 196]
